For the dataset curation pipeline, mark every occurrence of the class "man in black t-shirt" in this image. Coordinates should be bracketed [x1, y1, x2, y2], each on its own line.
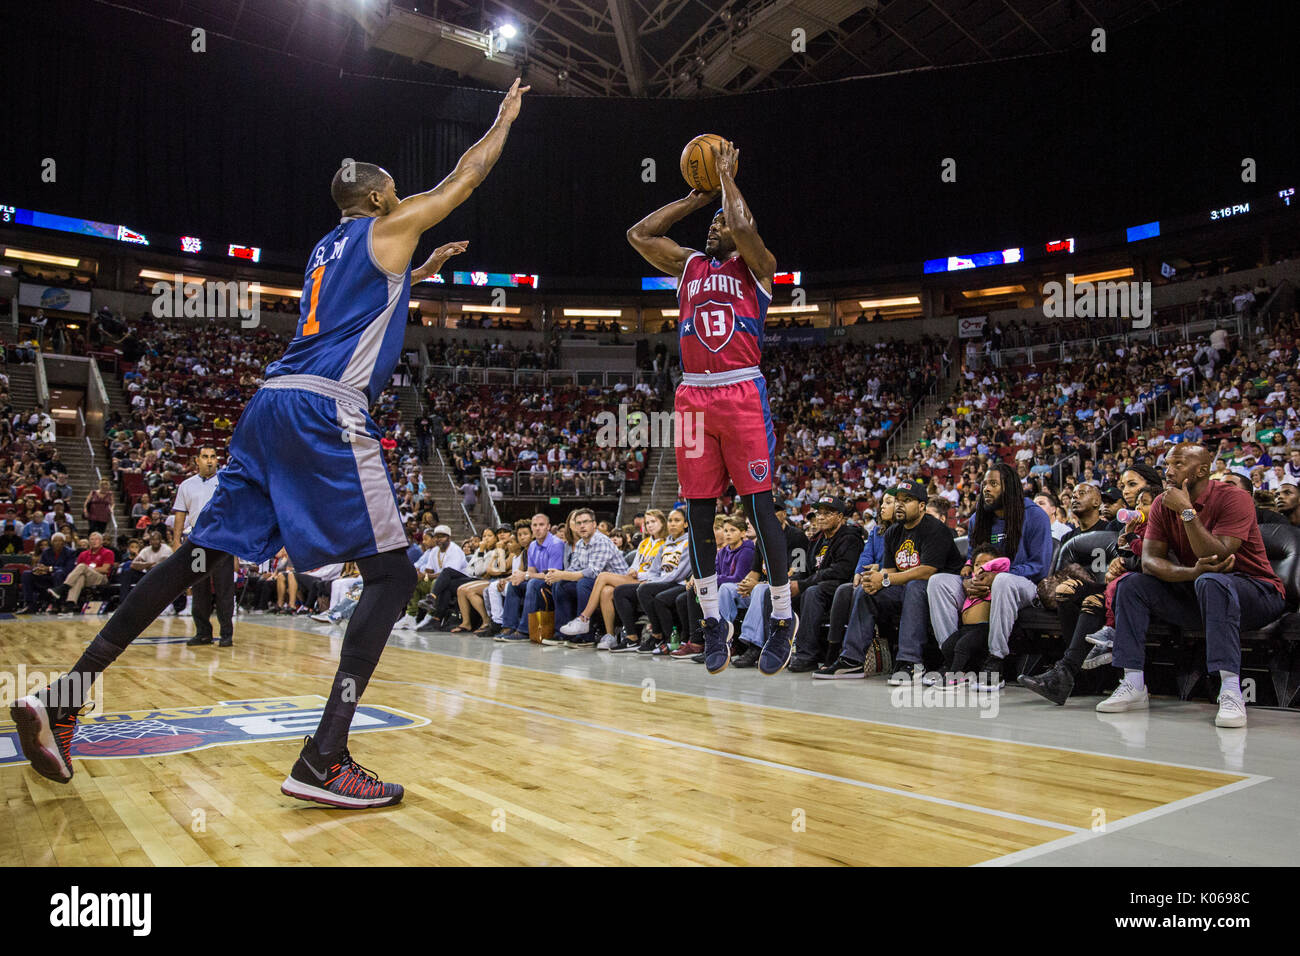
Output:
[415, 414, 433, 464]
[1061, 482, 1121, 541]
[815, 478, 963, 680]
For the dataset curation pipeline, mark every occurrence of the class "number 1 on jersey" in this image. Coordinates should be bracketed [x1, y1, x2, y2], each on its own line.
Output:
[303, 264, 326, 336]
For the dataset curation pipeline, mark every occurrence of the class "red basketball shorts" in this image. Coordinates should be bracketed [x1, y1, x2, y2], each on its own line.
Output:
[674, 377, 776, 499]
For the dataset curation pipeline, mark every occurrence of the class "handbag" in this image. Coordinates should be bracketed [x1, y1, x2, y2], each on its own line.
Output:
[528, 583, 554, 644]
[862, 636, 893, 676]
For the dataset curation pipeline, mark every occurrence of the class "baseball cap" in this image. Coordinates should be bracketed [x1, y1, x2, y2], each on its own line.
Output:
[889, 478, 928, 501]
[433, 524, 452, 537]
[1100, 487, 1123, 503]
[814, 496, 850, 515]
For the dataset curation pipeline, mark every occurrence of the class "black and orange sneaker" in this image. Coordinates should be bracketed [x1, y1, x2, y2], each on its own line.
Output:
[10, 690, 82, 783]
[280, 736, 404, 809]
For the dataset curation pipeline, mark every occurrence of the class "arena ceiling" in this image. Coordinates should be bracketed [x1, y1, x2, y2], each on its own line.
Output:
[98, 0, 1182, 97]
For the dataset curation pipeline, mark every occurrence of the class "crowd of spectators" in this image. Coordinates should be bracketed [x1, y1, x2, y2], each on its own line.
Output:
[373, 306, 1300, 725]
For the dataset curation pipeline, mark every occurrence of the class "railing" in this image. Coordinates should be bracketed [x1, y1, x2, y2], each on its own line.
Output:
[646, 444, 671, 511]
[1254, 279, 1295, 335]
[478, 466, 503, 530]
[989, 315, 1243, 368]
[34, 351, 49, 407]
[79, 408, 117, 537]
[884, 353, 951, 460]
[479, 469, 622, 499]
[436, 446, 477, 536]
[423, 364, 661, 389]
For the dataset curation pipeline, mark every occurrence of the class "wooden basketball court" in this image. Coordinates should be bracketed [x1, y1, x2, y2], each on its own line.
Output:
[0, 618, 1251, 866]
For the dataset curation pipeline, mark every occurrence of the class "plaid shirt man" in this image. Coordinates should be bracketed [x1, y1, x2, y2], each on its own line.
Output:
[570, 530, 628, 578]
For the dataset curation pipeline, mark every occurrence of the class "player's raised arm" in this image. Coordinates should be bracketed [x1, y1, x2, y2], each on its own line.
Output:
[715, 142, 775, 294]
[373, 79, 528, 265]
[627, 189, 718, 280]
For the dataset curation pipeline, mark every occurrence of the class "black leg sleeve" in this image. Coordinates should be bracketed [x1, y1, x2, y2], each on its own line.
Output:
[685, 498, 718, 579]
[740, 491, 789, 587]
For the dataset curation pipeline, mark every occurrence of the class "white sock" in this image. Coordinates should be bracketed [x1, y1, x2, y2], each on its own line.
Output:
[770, 583, 792, 619]
[695, 575, 719, 620]
[1123, 668, 1145, 692]
[1219, 671, 1241, 698]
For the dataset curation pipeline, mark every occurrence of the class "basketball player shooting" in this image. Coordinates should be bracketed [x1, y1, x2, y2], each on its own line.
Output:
[627, 140, 795, 676]
[10, 79, 529, 809]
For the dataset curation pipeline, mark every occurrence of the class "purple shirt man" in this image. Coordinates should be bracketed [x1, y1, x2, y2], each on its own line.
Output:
[527, 532, 564, 573]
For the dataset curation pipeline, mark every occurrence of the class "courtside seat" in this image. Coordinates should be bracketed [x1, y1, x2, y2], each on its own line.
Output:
[1144, 526, 1300, 644]
[1010, 530, 1120, 662]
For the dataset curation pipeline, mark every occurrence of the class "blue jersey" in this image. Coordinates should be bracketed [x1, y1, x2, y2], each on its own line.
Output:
[264, 216, 411, 404]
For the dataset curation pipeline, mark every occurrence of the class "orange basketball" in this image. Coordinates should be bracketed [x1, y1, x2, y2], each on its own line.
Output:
[679, 133, 735, 192]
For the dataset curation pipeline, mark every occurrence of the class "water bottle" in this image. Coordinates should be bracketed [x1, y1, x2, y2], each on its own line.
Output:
[669, 626, 680, 650]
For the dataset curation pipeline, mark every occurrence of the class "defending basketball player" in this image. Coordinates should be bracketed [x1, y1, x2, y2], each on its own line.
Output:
[10, 79, 529, 809]
[627, 140, 796, 676]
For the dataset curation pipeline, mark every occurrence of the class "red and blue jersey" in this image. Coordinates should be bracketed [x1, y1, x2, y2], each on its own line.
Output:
[264, 216, 411, 405]
[677, 252, 771, 375]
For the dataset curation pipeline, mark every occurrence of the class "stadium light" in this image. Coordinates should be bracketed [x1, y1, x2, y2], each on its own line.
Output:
[457, 304, 521, 314]
[139, 269, 205, 284]
[246, 283, 303, 298]
[766, 305, 821, 314]
[961, 285, 1025, 298]
[563, 308, 622, 317]
[5, 249, 81, 267]
[857, 295, 919, 309]
[499, 23, 518, 39]
[1067, 268, 1134, 284]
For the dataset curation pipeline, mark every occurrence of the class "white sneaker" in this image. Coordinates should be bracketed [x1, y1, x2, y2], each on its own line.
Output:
[596, 633, 616, 651]
[414, 615, 438, 631]
[1096, 680, 1149, 713]
[393, 614, 417, 630]
[310, 612, 332, 624]
[887, 663, 926, 686]
[1214, 692, 1247, 728]
[559, 616, 591, 636]
[1085, 626, 1116, 647]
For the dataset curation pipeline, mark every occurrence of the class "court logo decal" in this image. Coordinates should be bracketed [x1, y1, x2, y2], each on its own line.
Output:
[748, 459, 769, 483]
[0, 696, 429, 767]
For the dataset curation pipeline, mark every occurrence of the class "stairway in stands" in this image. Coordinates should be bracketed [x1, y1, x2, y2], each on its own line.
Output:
[5, 364, 131, 535]
[398, 382, 476, 539]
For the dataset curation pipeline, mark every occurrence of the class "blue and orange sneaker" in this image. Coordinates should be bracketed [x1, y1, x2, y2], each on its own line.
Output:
[759, 613, 799, 676]
[701, 617, 734, 674]
[11, 689, 82, 783]
[281, 736, 404, 809]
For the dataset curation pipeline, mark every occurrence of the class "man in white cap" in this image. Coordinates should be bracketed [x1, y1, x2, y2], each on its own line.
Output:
[394, 525, 467, 629]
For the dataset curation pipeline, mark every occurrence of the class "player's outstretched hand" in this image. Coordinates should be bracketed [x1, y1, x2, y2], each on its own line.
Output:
[434, 240, 469, 260]
[715, 140, 739, 179]
[498, 77, 530, 123]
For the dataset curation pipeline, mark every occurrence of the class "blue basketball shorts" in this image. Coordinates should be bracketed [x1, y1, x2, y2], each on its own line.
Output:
[187, 375, 409, 570]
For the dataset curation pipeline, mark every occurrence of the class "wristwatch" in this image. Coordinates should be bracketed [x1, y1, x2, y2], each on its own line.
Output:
[1180, 508, 1197, 523]
[881, 573, 892, 588]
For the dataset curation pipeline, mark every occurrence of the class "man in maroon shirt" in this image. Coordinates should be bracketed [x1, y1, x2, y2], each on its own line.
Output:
[1098, 443, 1286, 727]
[49, 531, 116, 611]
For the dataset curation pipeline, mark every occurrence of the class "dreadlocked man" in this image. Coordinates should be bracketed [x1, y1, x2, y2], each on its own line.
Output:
[924, 462, 1055, 690]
